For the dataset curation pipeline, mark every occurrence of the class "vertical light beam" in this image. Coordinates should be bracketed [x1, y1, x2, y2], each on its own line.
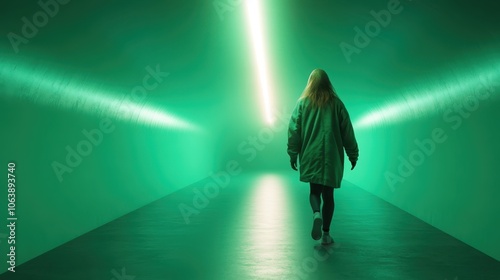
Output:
[246, 0, 274, 124]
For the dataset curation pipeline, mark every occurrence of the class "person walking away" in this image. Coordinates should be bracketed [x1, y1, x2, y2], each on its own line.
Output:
[287, 69, 359, 245]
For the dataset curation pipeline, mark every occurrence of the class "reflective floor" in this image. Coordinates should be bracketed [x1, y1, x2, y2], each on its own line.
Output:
[1, 172, 499, 280]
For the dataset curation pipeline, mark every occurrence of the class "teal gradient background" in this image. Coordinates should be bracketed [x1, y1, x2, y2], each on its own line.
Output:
[0, 0, 499, 273]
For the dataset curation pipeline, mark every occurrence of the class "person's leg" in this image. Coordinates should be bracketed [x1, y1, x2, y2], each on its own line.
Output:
[321, 186, 334, 232]
[309, 183, 322, 213]
[310, 183, 323, 240]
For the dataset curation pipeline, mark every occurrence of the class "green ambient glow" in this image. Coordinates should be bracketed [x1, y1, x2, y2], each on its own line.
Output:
[354, 60, 500, 129]
[0, 58, 198, 130]
[246, 0, 274, 124]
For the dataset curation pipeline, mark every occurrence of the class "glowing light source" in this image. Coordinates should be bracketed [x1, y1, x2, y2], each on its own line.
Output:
[0, 58, 198, 131]
[354, 60, 500, 129]
[246, 0, 274, 124]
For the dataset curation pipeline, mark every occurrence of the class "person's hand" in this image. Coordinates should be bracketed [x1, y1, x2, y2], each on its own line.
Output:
[350, 160, 357, 170]
[291, 158, 298, 171]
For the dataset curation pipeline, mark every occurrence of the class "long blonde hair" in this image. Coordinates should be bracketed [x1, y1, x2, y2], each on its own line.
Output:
[300, 69, 338, 108]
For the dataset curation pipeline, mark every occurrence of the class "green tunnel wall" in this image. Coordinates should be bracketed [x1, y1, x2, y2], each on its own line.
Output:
[1, 0, 499, 273]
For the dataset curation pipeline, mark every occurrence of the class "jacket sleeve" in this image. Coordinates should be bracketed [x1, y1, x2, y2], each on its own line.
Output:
[339, 102, 359, 162]
[287, 100, 302, 161]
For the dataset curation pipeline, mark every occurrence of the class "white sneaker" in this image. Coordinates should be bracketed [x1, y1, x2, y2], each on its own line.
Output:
[311, 212, 322, 240]
[321, 232, 334, 245]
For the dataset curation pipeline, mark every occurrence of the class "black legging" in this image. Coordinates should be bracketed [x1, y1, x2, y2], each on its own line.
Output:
[310, 183, 335, 232]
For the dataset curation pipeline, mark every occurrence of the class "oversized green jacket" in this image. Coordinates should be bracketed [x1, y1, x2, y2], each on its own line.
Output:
[287, 96, 359, 188]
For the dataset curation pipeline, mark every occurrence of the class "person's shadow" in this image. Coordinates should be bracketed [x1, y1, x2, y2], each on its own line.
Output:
[313, 242, 340, 251]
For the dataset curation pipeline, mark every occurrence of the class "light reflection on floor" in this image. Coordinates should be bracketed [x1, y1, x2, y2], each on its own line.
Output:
[2, 172, 499, 280]
[238, 174, 296, 278]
